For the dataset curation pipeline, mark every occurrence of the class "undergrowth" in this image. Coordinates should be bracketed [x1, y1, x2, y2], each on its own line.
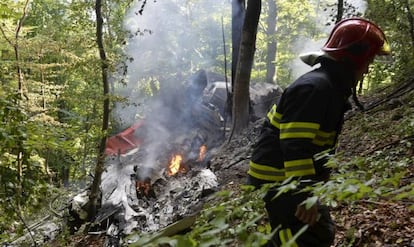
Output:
[127, 86, 413, 246]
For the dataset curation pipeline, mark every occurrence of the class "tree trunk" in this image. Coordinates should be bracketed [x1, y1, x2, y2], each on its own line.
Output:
[232, 0, 245, 88]
[229, 0, 246, 120]
[265, 0, 277, 84]
[336, 0, 344, 23]
[87, 0, 111, 220]
[231, 0, 261, 135]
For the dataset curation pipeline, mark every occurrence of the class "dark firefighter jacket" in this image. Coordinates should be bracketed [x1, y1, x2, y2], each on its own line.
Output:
[248, 58, 353, 185]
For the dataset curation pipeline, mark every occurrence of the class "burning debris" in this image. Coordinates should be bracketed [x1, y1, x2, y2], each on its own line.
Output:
[96, 146, 219, 240]
[66, 69, 282, 243]
[81, 69, 228, 242]
[166, 154, 186, 176]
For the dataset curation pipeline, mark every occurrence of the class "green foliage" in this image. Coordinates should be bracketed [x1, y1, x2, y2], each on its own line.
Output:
[308, 97, 414, 208]
[0, 0, 129, 239]
[313, 90, 414, 210]
[308, 154, 413, 209]
[366, 0, 414, 83]
[0, 88, 52, 235]
[0, 0, 413, 244]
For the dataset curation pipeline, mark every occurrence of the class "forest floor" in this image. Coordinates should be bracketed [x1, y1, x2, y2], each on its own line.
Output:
[45, 80, 414, 247]
[210, 79, 414, 247]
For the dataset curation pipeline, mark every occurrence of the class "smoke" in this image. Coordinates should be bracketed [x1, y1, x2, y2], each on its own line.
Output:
[115, 0, 230, 122]
[113, 0, 230, 178]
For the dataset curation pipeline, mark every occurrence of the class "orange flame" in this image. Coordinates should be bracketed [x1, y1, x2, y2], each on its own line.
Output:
[168, 154, 183, 176]
[197, 145, 207, 162]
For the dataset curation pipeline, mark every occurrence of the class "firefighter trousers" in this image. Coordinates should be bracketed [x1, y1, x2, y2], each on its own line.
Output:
[263, 189, 335, 247]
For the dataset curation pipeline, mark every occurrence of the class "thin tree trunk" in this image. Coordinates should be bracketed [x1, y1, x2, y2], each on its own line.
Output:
[102, 0, 116, 94]
[0, 0, 29, 97]
[265, 0, 277, 84]
[15, 0, 30, 99]
[231, 0, 261, 136]
[0, 0, 30, 97]
[336, 0, 344, 23]
[40, 64, 46, 109]
[87, 0, 111, 220]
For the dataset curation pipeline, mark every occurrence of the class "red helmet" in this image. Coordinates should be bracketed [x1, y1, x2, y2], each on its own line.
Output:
[322, 17, 390, 69]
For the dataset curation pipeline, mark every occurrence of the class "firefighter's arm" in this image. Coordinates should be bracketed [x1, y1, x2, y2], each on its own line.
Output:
[279, 84, 329, 178]
[279, 84, 328, 224]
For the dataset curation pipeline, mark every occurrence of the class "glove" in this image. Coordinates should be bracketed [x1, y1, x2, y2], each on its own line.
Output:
[295, 202, 320, 226]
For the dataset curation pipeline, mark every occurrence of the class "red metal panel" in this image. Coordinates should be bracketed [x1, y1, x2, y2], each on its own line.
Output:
[105, 120, 144, 155]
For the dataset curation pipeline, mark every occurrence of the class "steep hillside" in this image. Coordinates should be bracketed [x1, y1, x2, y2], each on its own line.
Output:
[209, 78, 414, 246]
[34, 79, 413, 246]
[331, 79, 414, 246]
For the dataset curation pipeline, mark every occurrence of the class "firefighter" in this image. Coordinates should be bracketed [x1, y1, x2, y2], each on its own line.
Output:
[247, 17, 391, 246]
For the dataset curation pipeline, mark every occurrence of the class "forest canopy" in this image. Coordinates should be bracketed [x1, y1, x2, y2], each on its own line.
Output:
[0, 0, 413, 244]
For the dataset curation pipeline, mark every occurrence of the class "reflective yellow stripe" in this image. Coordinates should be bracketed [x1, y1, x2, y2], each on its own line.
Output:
[249, 158, 316, 180]
[280, 122, 320, 139]
[267, 104, 282, 129]
[284, 159, 315, 177]
[279, 228, 298, 247]
[280, 122, 320, 130]
[266, 105, 336, 145]
[313, 130, 336, 146]
[316, 129, 336, 138]
[248, 161, 286, 181]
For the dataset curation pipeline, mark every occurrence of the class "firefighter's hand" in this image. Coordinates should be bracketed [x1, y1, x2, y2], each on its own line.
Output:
[295, 203, 319, 226]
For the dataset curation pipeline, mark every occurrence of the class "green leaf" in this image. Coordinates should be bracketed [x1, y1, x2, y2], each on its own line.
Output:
[301, 196, 318, 210]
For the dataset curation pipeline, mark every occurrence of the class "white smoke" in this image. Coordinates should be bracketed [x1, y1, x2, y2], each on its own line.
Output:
[114, 0, 230, 124]
[113, 0, 230, 178]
